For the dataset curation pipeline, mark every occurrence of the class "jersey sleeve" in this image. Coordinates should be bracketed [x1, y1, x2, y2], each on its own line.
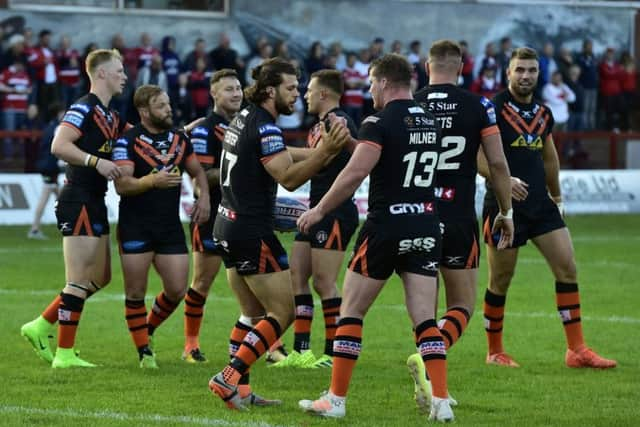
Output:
[258, 123, 287, 163]
[182, 132, 196, 163]
[479, 96, 500, 138]
[189, 125, 214, 166]
[112, 134, 134, 167]
[60, 102, 92, 135]
[357, 115, 385, 150]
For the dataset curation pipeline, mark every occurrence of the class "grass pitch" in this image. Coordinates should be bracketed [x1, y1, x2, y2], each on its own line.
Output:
[1, 215, 638, 426]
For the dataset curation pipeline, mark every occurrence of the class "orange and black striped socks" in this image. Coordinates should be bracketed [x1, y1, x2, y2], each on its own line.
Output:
[231, 316, 281, 377]
[125, 299, 148, 353]
[484, 289, 506, 354]
[439, 306, 470, 350]
[415, 319, 447, 399]
[184, 288, 207, 351]
[330, 317, 362, 397]
[555, 281, 585, 351]
[57, 291, 85, 349]
[229, 318, 253, 397]
[293, 294, 314, 352]
[147, 292, 179, 336]
[322, 297, 341, 356]
[42, 294, 62, 324]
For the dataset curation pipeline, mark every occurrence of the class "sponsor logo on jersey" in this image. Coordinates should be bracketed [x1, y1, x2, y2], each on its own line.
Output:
[408, 106, 425, 114]
[427, 92, 448, 99]
[427, 101, 459, 111]
[389, 202, 434, 215]
[191, 138, 207, 154]
[217, 205, 237, 221]
[98, 139, 114, 153]
[362, 116, 380, 125]
[434, 187, 456, 200]
[259, 123, 282, 135]
[112, 146, 128, 161]
[510, 134, 543, 150]
[191, 126, 209, 137]
[315, 230, 328, 244]
[70, 103, 90, 113]
[261, 136, 285, 156]
[445, 256, 464, 266]
[62, 111, 84, 128]
[398, 237, 437, 254]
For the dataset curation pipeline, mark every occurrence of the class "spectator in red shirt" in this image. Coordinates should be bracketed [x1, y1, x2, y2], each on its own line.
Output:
[599, 47, 624, 130]
[0, 58, 34, 160]
[133, 32, 159, 72]
[470, 65, 502, 100]
[187, 56, 211, 120]
[459, 40, 474, 89]
[28, 29, 59, 121]
[341, 51, 367, 126]
[619, 51, 637, 131]
[56, 35, 81, 108]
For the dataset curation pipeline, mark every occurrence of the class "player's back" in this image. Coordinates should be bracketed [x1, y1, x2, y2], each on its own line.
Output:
[214, 104, 284, 239]
[414, 83, 499, 220]
[359, 99, 441, 226]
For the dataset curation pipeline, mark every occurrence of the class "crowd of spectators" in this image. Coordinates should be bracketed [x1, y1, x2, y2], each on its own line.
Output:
[0, 27, 637, 168]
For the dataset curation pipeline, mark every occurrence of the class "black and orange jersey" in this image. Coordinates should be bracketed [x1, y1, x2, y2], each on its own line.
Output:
[358, 99, 441, 226]
[414, 83, 499, 220]
[189, 112, 226, 211]
[58, 93, 127, 200]
[486, 89, 555, 210]
[112, 124, 194, 222]
[306, 107, 358, 208]
[213, 104, 287, 239]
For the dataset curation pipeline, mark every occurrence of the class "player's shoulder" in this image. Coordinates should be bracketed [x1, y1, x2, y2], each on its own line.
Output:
[122, 123, 144, 140]
[491, 89, 510, 106]
[67, 94, 95, 115]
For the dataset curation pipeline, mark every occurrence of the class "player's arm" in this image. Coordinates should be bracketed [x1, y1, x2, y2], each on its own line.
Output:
[298, 141, 379, 233]
[478, 145, 528, 202]
[51, 124, 122, 181]
[286, 146, 314, 162]
[264, 122, 350, 191]
[114, 165, 182, 196]
[185, 154, 211, 225]
[480, 131, 512, 215]
[542, 134, 562, 206]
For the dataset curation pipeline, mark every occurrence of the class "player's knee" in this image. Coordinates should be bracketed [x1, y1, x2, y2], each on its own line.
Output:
[165, 286, 187, 303]
[556, 259, 577, 282]
[191, 276, 213, 295]
[312, 276, 338, 299]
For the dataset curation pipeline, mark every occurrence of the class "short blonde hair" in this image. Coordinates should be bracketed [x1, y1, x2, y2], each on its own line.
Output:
[85, 49, 122, 77]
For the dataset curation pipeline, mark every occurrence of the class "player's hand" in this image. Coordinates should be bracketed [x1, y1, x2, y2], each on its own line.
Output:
[511, 177, 529, 201]
[492, 214, 514, 250]
[182, 117, 207, 134]
[152, 169, 183, 189]
[96, 159, 122, 181]
[191, 195, 210, 225]
[297, 207, 324, 234]
[318, 114, 350, 156]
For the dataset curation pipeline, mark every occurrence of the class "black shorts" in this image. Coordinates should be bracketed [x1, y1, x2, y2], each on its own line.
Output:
[440, 218, 480, 269]
[190, 218, 225, 256]
[55, 200, 109, 237]
[482, 197, 565, 248]
[218, 233, 289, 276]
[41, 171, 59, 185]
[294, 210, 358, 251]
[347, 219, 441, 280]
[117, 219, 187, 254]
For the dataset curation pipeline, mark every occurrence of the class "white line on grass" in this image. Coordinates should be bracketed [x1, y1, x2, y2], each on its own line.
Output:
[0, 405, 288, 427]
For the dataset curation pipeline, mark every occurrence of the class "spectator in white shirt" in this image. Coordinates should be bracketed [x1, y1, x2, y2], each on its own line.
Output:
[543, 70, 576, 132]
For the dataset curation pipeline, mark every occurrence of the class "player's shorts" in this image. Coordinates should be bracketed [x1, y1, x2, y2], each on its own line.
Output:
[217, 233, 289, 276]
[41, 171, 58, 186]
[117, 218, 187, 255]
[482, 197, 565, 248]
[55, 199, 109, 237]
[440, 218, 480, 269]
[190, 218, 225, 256]
[347, 219, 441, 280]
[294, 209, 358, 251]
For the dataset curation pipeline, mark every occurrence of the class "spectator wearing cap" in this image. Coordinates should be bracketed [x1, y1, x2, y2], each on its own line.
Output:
[28, 29, 59, 121]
